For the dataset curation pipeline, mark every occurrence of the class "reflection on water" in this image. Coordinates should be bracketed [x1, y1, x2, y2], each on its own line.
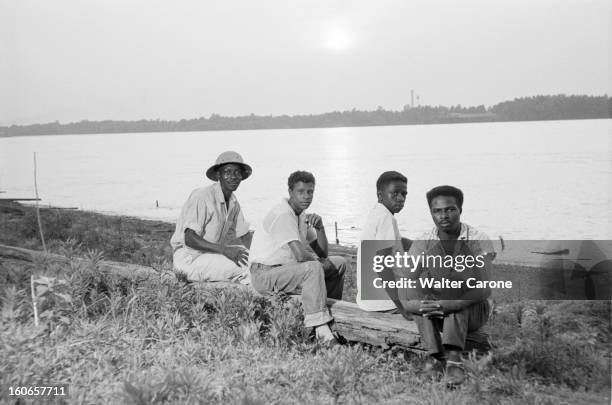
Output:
[1, 119, 610, 247]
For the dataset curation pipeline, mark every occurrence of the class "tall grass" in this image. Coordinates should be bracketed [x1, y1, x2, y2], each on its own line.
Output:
[0, 203, 610, 404]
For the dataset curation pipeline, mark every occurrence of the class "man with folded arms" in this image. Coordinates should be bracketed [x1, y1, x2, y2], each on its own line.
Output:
[397, 185, 495, 386]
[249, 171, 347, 346]
[170, 151, 253, 282]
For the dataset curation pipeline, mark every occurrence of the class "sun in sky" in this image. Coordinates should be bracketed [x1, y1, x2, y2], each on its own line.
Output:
[324, 26, 352, 52]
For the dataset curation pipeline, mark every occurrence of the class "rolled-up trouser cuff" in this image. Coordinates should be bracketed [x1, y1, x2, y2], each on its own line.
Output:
[304, 309, 333, 328]
[251, 260, 333, 328]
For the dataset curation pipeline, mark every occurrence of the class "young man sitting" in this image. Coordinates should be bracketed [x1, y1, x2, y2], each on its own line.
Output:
[170, 151, 253, 282]
[248, 171, 347, 346]
[398, 185, 496, 386]
[357, 171, 411, 312]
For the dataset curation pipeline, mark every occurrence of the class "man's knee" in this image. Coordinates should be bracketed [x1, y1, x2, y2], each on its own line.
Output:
[328, 256, 348, 277]
[187, 253, 244, 282]
[302, 260, 325, 281]
[305, 260, 324, 272]
[443, 307, 470, 327]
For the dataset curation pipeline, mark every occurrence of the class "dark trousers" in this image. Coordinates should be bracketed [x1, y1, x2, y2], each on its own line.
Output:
[416, 300, 490, 355]
[321, 256, 346, 300]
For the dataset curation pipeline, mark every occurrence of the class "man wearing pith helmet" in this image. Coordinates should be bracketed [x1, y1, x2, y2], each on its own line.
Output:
[170, 151, 253, 282]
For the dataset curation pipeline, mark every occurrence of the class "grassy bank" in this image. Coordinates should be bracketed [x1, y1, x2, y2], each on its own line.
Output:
[1, 202, 610, 404]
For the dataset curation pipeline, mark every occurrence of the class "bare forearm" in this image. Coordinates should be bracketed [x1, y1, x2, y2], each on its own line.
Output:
[312, 228, 329, 258]
[184, 229, 227, 255]
[289, 240, 317, 262]
[399, 300, 424, 314]
[240, 232, 253, 249]
[297, 250, 318, 262]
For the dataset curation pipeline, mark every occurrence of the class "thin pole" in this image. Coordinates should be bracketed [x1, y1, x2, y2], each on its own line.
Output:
[33, 152, 46, 253]
[31, 275, 39, 327]
[334, 221, 339, 245]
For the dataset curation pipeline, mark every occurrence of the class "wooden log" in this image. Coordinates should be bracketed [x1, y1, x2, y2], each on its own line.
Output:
[194, 281, 422, 350]
[326, 298, 421, 349]
[0, 198, 41, 202]
[0, 243, 423, 351]
[0, 243, 156, 279]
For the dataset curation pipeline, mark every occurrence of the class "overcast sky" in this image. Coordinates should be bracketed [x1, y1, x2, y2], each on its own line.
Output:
[1, 0, 610, 125]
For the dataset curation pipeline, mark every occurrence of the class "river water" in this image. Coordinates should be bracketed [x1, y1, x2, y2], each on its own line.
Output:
[1, 119, 610, 246]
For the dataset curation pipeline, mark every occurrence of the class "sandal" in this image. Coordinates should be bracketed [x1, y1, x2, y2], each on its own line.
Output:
[422, 358, 445, 381]
[309, 336, 342, 353]
[445, 360, 466, 386]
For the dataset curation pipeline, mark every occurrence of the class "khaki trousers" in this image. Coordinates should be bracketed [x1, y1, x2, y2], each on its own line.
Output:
[173, 247, 246, 282]
[250, 256, 346, 328]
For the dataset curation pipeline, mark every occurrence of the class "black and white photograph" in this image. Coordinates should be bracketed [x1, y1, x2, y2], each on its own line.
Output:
[1, 1, 610, 403]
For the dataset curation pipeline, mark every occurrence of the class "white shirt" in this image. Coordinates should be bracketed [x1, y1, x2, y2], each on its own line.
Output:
[356, 203, 403, 311]
[249, 199, 317, 266]
[170, 182, 250, 253]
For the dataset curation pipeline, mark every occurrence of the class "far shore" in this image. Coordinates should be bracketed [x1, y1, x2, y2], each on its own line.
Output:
[1, 116, 611, 139]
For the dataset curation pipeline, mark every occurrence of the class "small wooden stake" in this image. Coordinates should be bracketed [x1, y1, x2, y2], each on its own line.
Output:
[334, 221, 339, 245]
[31, 275, 39, 327]
[33, 152, 47, 253]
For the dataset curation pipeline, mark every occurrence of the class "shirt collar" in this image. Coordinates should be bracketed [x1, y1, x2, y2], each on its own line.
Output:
[213, 182, 236, 207]
[375, 202, 394, 216]
[283, 198, 304, 218]
[430, 223, 469, 240]
[457, 223, 470, 239]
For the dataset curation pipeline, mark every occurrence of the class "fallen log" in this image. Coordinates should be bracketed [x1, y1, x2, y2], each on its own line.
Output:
[0, 198, 41, 202]
[196, 281, 421, 350]
[0, 243, 422, 351]
[0, 244, 158, 279]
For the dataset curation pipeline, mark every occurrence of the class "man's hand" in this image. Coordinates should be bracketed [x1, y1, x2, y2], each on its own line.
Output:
[418, 300, 464, 318]
[418, 300, 443, 317]
[222, 245, 248, 266]
[305, 213, 324, 230]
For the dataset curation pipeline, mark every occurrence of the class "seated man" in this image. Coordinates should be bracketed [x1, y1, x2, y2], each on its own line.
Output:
[249, 171, 347, 345]
[357, 171, 411, 312]
[397, 185, 495, 386]
[170, 151, 253, 282]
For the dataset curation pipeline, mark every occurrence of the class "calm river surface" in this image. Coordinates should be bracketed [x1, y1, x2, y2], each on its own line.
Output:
[1, 119, 610, 245]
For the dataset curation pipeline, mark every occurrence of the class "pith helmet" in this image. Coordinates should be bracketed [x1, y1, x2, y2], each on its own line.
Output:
[205, 151, 253, 181]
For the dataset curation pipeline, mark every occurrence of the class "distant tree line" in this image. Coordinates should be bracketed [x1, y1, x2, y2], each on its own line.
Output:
[1, 94, 610, 137]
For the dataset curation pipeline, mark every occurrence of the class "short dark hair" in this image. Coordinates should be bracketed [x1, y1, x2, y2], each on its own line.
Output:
[288, 170, 315, 189]
[376, 171, 407, 191]
[426, 185, 464, 211]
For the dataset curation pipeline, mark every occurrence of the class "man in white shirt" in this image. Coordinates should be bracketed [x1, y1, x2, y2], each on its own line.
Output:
[249, 171, 347, 346]
[170, 151, 253, 282]
[357, 171, 411, 312]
